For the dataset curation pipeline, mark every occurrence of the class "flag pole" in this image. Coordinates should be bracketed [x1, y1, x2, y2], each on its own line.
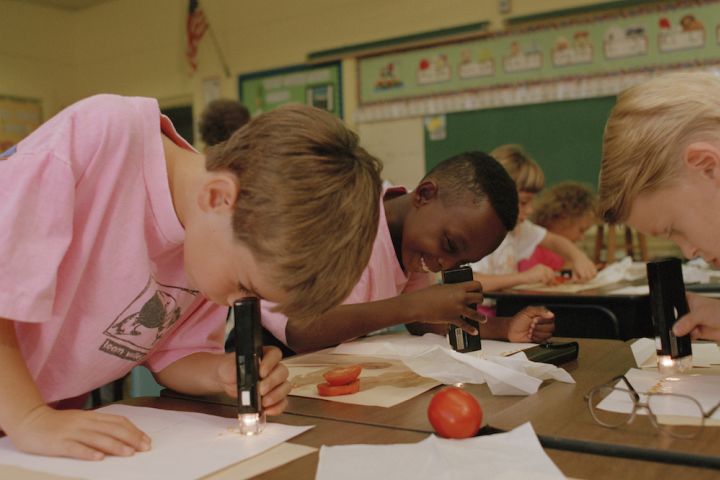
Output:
[206, 23, 231, 79]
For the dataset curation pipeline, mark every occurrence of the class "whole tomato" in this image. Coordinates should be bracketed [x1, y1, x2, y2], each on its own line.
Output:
[427, 386, 483, 439]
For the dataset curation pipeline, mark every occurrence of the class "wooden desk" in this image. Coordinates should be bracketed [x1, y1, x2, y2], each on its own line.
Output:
[489, 340, 720, 469]
[135, 395, 716, 480]
[486, 282, 652, 340]
[163, 338, 622, 434]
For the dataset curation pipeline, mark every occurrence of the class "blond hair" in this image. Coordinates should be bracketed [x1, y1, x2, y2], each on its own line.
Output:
[599, 71, 720, 223]
[206, 104, 382, 319]
[533, 182, 596, 228]
[491, 144, 545, 193]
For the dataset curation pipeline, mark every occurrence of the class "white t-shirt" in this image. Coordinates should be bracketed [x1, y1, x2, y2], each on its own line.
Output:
[470, 220, 547, 275]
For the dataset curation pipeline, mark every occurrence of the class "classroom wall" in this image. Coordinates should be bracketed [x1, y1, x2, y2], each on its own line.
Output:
[0, 1, 75, 116]
[0, 0, 601, 123]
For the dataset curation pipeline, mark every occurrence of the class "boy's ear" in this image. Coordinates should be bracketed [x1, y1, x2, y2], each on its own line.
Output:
[684, 142, 720, 184]
[412, 179, 440, 207]
[197, 171, 239, 213]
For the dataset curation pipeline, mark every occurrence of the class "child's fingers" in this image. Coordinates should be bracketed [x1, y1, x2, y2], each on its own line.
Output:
[259, 346, 283, 378]
[60, 441, 105, 461]
[91, 414, 151, 452]
[672, 314, 696, 337]
[259, 363, 289, 396]
[261, 380, 292, 411]
[77, 430, 139, 457]
[448, 316, 479, 335]
[262, 398, 289, 416]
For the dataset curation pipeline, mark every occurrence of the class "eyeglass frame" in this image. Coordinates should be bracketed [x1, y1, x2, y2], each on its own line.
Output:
[585, 374, 720, 439]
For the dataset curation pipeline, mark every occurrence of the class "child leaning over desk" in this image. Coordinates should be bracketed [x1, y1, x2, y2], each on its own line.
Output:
[598, 71, 720, 343]
[519, 181, 597, 273]
[0, 95, 382, 460]
[256, 151, 555, 353]
[471, 144, 597, 293]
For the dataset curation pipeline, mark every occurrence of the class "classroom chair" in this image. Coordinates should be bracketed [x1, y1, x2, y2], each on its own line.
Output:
[593, 223, 648, 264]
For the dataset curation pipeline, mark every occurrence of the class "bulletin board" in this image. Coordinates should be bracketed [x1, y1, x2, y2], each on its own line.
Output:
[238, 62, 342, 118]
[424, 96, 617, 188]
[0, 96, 42, 152]
[354, 0, 720, 123]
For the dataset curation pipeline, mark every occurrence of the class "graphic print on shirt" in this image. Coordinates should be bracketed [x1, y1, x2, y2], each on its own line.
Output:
[100, 276, 198, 362]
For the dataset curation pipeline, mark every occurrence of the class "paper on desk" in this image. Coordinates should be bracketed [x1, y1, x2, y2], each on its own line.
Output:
[0, 405, 311, 480]
[608, 285, 650, 295]
[596, 368, 720, 426]
[315, 422, 565, 480]
[631, 338, 720, 368]
[332, 332, 535, 358]
[513, 256, 644, 292]
[331, 333, 573, 396]
[286, 352, 440, 407]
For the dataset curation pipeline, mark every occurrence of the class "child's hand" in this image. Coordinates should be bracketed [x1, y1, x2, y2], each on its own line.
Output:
[258, 346, 291, 415]
[406, 282, 485, 334]
[218, 346, 291, 416]
[8, 405, 150, 461]
[506, 306, 555, 343]
[571, 255, 597, 282]
[521, 265, 556, 285]
[673, 293, 720, 341]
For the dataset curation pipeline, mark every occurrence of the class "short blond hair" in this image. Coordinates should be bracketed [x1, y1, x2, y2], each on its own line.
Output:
[206, 104, 382, 319]
[491, 144, 545, 193]
[533, 182, 596, 228]
[599, 71, 720, 223]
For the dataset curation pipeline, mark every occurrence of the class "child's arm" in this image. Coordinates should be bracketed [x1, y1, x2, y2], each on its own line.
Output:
[472, 265, 556, 292]
[0, 318, 150, 460]
[540, 231, 597, 281]
[285, 282, 484, 352]
[408, 306, 555, 343]
[153, 346, 290, 416]
[673, 293, 720, 342]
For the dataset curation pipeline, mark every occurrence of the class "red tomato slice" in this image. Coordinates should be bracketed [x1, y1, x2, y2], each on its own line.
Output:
[317, 379, 360, 396]
[427, 386, 483, 439]
[322, 365, 363, 386]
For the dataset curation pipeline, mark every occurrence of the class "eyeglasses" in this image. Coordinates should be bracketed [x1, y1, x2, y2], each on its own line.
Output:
[585, 375, 720, 439]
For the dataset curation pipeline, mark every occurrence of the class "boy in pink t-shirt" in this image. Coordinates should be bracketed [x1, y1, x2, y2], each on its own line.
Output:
[259, 152, 556, 353]
[0, 95, 382, 460]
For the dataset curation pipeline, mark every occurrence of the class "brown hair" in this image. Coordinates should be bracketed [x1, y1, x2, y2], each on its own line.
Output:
[599, 71, 720, 223]
[199, 99, 251, 147]
[491, 144, 545, 193]
[206, 104, 383, 319]
[533, 181, 596, 228]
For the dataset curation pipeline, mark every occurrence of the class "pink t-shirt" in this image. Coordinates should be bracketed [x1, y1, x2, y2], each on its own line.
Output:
[261, 187, 435, 346]
[0, 94, 226, 404]
[518, 245, 565, 272]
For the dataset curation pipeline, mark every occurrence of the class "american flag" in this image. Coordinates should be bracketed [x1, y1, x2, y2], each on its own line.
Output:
[186, 0, 209, 73]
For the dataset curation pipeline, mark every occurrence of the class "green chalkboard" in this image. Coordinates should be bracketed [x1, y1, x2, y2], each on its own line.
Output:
[424, 96, 617, 188]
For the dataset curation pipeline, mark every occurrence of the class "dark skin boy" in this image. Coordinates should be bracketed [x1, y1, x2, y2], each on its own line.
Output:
[286, 180, 554, 352]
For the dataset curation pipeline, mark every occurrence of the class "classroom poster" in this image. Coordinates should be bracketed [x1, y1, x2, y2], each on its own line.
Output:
[355, 0, 720, 122]
[238, 62, 342, 118]
[0, 96, 42, 153]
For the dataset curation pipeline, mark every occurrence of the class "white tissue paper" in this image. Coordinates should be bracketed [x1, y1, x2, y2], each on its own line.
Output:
[332, 334, 574, 396]
[315, 422, 566, 480]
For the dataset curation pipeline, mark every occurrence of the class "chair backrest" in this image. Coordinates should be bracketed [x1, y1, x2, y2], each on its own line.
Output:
[544, 303, 621, 339]
[594, 224, 648, 264]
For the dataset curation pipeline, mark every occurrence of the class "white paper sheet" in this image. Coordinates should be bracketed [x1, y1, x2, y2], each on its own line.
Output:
[513, 257, 645, 293]
[631, 338, 720, 368]
[0, 405, 312, 480]
[329, 333, 573, 396]
[608, 285, 650, 296]
[331, 333, 536, 358]
[315, 422, 565, 480]
[596, 368, 720, 425]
